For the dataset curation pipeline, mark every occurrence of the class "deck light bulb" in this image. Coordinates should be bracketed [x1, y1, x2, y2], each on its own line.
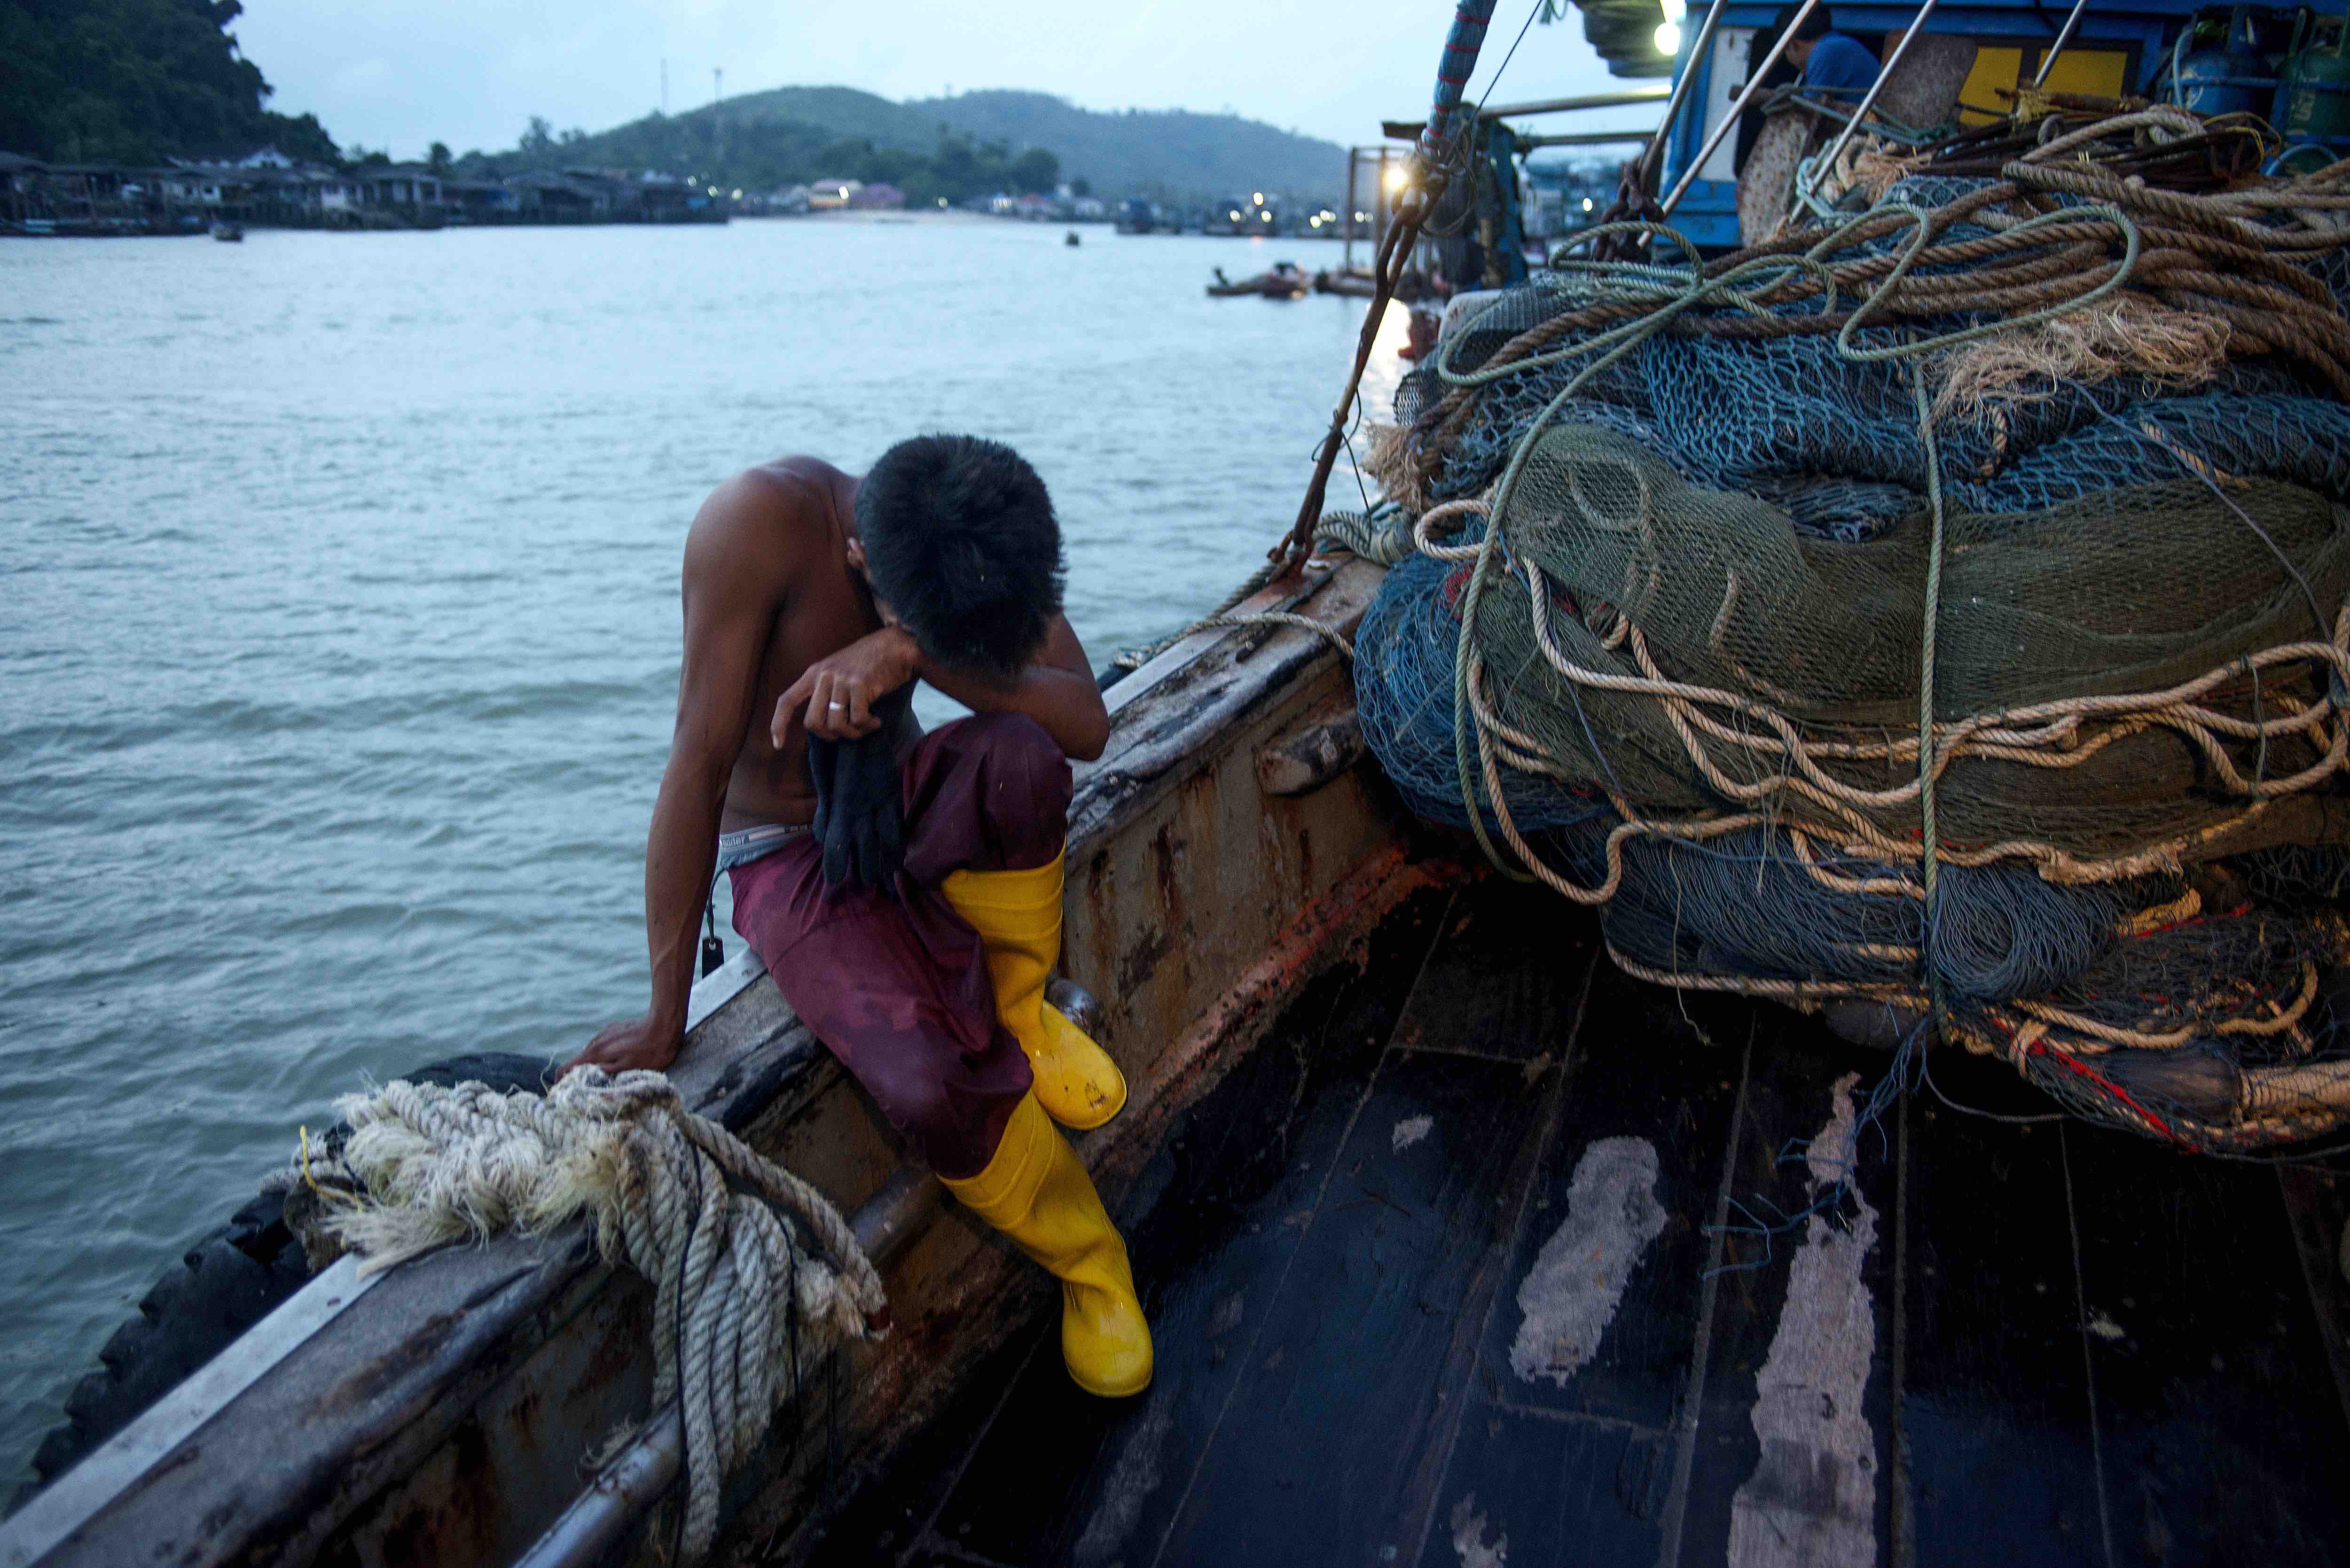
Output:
[1383, 165, 1408, 192]
[1661, 0, 1686, 22]
[1654, 20, 1682, 52]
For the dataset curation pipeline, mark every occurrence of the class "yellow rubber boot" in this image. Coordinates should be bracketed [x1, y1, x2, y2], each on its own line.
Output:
[943, 1093, 1154, 1396]
[940, 853, 1127, 1130]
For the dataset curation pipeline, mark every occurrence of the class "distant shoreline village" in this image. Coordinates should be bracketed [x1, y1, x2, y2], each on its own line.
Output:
[0, 145, 1099, 237]
[0, 4, 1621, 243]
[0, 145, 1401, 240]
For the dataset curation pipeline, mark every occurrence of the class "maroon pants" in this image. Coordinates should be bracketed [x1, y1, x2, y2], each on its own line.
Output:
[728, 713, 1071, 1179]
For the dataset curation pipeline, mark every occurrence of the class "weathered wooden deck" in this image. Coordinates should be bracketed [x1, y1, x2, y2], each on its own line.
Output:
[791, 874, 2350, 1568]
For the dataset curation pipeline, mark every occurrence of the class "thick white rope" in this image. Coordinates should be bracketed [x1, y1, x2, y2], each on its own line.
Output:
[280, 1067, 884, 1563]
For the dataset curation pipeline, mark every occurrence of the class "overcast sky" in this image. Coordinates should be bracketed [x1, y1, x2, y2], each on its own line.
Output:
[234, 0, 1658, 160]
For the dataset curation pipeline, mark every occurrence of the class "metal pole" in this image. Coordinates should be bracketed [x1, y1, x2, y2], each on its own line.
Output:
[1659, 0, 1824, 218]
[1800, 0, 1944, 203]
[1629, 0, 1738, 194]
[1472, 86, 1673, 119]
[1518, 128, 1667, 148]
[510, 1167, 945, 1568]
[1345, 147, 1358, 268]
[2031, 0, 2093, 86]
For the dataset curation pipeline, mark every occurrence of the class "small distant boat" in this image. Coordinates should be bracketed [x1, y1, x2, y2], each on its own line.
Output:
[1207, 261, 1308, 299]
[1065, 229, 1081, 247]
[1312, 267, 1379, 298]
[211, 222, 243, 242]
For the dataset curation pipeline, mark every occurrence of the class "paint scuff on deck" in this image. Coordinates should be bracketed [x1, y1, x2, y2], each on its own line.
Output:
[1726, 1072, 1879, 1568]
[1508, 1136, 1668, 1387]
[1448, 1493, 1508, 1568]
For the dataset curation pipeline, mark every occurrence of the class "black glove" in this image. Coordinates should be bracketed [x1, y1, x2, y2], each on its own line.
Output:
[806, 694, 908, 894]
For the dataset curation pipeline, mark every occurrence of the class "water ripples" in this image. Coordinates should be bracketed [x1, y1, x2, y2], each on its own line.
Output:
[0, 216, 1402, 1486]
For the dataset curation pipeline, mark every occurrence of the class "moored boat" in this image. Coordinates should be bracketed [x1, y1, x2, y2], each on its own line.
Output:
[1206, 260, 1310, 297]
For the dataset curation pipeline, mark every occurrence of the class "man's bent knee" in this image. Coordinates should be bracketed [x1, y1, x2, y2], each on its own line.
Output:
[904, 712, 1074, 877]
[964, 711, 1073, 842]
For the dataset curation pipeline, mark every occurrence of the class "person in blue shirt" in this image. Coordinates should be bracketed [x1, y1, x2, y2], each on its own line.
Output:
[1777, 3, 1882, 95]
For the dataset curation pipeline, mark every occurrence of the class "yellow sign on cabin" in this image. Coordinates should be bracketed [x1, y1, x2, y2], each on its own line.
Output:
[1957, 43, 2130, 123]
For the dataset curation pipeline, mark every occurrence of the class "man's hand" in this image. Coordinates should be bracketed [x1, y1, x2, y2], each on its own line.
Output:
[775, 627, 919, 744]
[562, 1014, 682, 1079]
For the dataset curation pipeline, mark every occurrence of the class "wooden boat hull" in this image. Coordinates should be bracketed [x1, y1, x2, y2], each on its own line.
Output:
[0, 558, 1402, 1568]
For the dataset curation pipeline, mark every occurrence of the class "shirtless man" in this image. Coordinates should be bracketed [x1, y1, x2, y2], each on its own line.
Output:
[569, 435, 1152, 1397]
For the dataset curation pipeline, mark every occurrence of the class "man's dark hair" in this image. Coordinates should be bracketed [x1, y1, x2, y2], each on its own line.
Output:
[855, 434, 1065, 681]
[1774, 2, 1833, 38]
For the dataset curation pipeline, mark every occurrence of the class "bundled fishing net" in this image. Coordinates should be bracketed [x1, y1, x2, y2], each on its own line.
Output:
[1351, 107, 2350, 1152]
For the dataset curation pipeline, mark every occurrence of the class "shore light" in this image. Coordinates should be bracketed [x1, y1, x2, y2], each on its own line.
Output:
[1383, 164, 1408, 192]
[1582, 196, 1595, 211]
[1655, 20, 1682, 51]
[1253, 191, 1264, 204]
[1230, 209, 1242, 220]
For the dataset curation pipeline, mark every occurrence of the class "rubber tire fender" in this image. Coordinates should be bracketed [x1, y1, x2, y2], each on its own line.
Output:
[13, 1053, 561, 1506]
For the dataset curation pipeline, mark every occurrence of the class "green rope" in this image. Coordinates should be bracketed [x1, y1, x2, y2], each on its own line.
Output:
[1440, 223, 1846, 872]
[1830, 200, 2144, 365]
[1911, 359, 1952, 1044]
[1431, 203, 2147, 889]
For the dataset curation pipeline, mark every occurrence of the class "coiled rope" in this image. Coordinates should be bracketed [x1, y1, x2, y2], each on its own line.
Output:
[1387, 151, 2350, 511]
[276, 1067, 884, 1563]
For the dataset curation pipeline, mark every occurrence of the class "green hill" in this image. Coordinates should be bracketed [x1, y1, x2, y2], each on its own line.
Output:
[1, 0, 339, 165]
[469, 86, 1347, 206]
[910, 91, 1346, 204]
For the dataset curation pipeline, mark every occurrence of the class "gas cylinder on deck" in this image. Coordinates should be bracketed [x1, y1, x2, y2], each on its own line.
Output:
[2176, 7, 2272, 116]
[2276, 10, 2350, 143]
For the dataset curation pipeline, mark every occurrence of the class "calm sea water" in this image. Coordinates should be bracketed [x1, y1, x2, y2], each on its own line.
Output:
[0, 215, 1406, 1489]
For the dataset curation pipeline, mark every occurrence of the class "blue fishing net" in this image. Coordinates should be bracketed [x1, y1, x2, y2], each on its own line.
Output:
[1351, 181, 2350, 1149]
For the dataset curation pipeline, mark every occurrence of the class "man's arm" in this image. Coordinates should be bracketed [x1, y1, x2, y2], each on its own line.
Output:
[912, 616, 1109, 761]
[774, 614, 1110, 761]
[566, 475, 793, 1075]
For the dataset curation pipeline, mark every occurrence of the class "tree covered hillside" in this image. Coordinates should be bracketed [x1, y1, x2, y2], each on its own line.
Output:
[465, 101, 1065, 209]
[909, 91, 1347, 203]
[0, 0, 337, 164]
[471, 86, 1347, 205]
